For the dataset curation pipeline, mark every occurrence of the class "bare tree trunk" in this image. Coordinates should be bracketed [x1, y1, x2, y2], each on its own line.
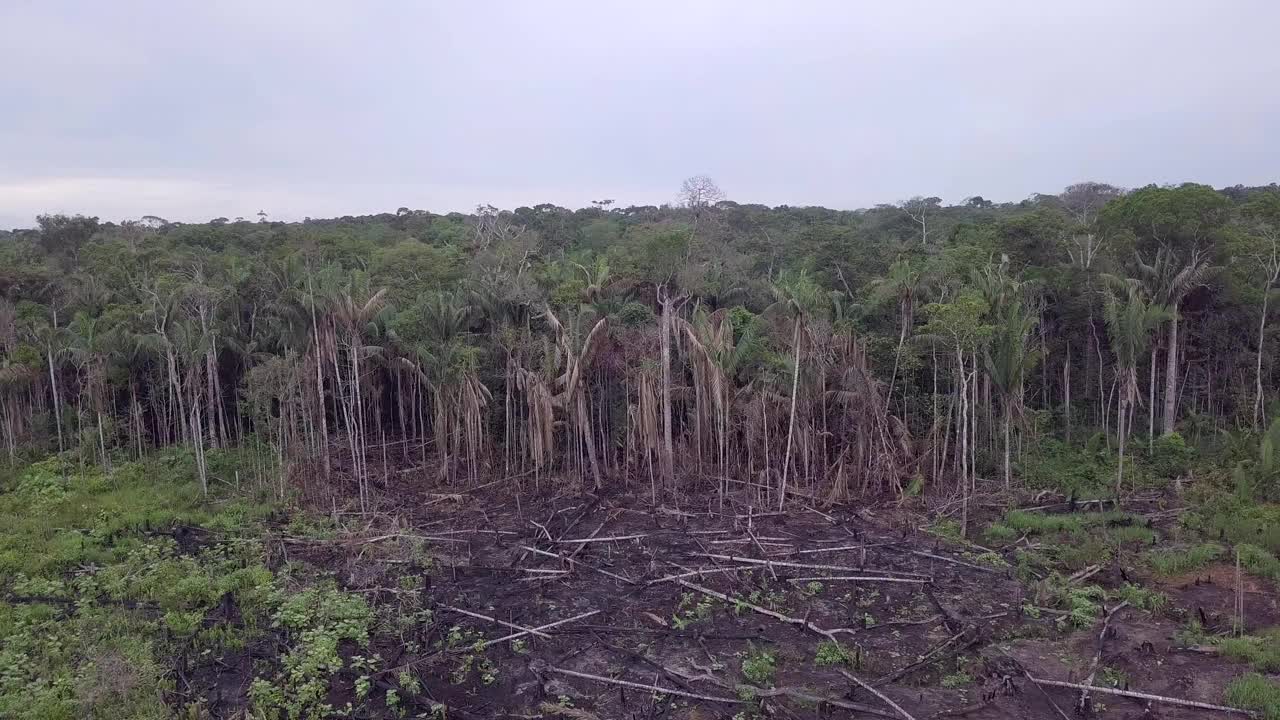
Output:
[1115, 388, 1126, 496]
[659, 288, 675, 493]
[1256, 283, 1272, 429]
[47, 342, 63, 453]
[308, 275, 332, 480]
[1063, 350, 1071, 444]
[1148, 344, 1157, 451]
[1003, 402, 1012, 490]
[1163, 312, 1179, 435]
[779, 317, 802, 511]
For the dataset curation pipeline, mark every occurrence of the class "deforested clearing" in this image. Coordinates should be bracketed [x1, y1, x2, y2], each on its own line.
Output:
[3, 183, 1280, 719]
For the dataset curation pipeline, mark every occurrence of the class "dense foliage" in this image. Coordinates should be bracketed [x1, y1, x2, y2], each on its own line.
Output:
[2, 180, 1279, 510]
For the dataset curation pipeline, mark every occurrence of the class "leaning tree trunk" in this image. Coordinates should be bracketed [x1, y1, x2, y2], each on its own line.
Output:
[1162, 311, 1179, 435]
[47, 342, 63, 453]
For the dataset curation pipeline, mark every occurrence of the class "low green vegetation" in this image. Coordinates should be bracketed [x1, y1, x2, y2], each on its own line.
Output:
[1217, 629, 1280, 672]
[0, 452, 393, 720]
[1146, 543, 1225, 576]
[813, 640, 860, 668]
[740, 645, 777, 686]
[1225, 673, 1280, 720]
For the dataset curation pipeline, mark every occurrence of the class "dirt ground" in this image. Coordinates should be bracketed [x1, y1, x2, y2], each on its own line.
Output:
[218, 474, 1272, 720]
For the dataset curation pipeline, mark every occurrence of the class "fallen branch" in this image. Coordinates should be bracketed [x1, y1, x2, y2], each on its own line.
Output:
[647, 565, 757, 585]
[1067, 564, 1102, 585]
[555, 533, 648, 544]
[773, 542, 900, 557]
[478, 609, 601, 649]
[875, 630, 970, 686]
[786, 575, 928, 585]
[1026, 676, 1257, 717]
[676, 579, 855, 642]
[695, 553, 930, 579]
[679, 662, 899, 719]
[439, 604, 551, 638]
[1078, 601, 1129, 713]
[906, 550, 1001, 574]
[547, 666, 740, 704]
[839, 669, 918, 720]
[521, 545, 636, 585]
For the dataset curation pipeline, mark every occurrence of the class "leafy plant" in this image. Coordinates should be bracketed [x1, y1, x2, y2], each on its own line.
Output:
[741, 645, 777, 686]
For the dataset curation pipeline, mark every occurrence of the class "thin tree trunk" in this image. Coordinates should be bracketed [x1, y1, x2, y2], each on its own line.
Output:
[47, 342, 64, 453]
[779, 316, 802, 511]
[659, 290, 675, 492]
[1003, 402, 1012, 490]
[1063, 349, 1071, 444]
[1163, 311, 1179, 435]
[1115, 389, 1125, 496]
[1148, 344, 1157, 451]
[309, 279, 331, 479]
[1256, 285, 1272, 429]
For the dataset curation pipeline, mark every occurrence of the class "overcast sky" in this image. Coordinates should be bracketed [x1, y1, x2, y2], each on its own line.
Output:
[2, 1, 1278, 229]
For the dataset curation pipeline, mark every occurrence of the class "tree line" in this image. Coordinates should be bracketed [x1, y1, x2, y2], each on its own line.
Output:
[1, 178, 1278, 514]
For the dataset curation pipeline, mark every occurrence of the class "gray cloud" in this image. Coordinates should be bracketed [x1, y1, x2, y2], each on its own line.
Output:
[2, 0, 1277, 228]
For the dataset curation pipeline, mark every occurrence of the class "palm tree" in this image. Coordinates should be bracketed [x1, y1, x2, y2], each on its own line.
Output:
[1104, 282, 1171, 494]
[985, 295, 1040, 489]
[1134, 246, 1215, 436]
[865, 258, 925, 403]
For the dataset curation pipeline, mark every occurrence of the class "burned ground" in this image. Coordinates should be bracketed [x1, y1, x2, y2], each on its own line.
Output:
[257, 478, 1276, 720]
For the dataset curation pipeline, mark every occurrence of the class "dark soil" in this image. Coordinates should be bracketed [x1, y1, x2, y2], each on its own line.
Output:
[254, 476, 1275, 720]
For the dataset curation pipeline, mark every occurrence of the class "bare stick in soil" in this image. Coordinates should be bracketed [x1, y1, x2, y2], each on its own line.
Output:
[839, 669, 918, 720]
[547, 666, 741, 704]
[477, 609, 601, 649]
[1026, 677, 1258, 717]
[676, 579, 855, 642]
[695, 553, 930, 578]
[521, 545, 637, 585]
[1078, 600, 1129, 713]
[438, 604, 552, 638]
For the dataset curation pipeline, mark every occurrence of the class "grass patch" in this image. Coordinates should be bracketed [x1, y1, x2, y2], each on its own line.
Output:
[1238, 544, 1280, 582]
[1146, 543, 1225, 576]
[1219, 629, 1280, 672]
[1110, 583, 1170, 612]
[1224, 673, 1280, 720]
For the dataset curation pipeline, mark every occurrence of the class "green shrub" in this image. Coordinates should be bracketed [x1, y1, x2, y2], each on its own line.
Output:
[741, 645, 777, 686]
[1017, 438, 1115, 497]
[814, 641, 858, 668]
[1147, 432, 1193, 479]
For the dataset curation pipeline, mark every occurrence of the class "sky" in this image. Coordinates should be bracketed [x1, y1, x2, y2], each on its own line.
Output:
[2, 1, 1278, 229]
